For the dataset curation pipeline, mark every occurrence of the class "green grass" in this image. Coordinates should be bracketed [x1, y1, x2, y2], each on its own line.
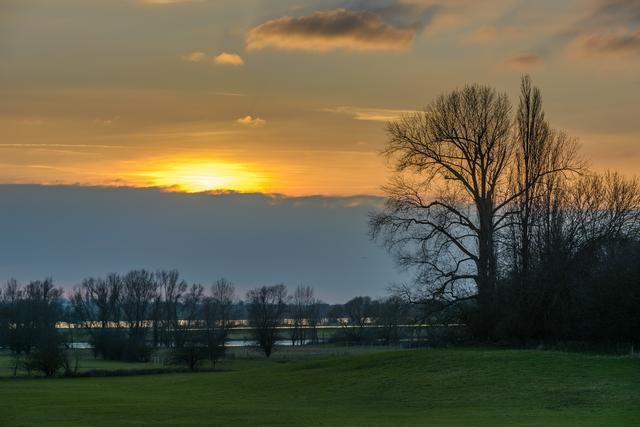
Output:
[1, 347, 639, 426]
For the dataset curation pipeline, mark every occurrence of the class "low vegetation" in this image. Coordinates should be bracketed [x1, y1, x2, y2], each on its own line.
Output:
[1, 347, 639, 426]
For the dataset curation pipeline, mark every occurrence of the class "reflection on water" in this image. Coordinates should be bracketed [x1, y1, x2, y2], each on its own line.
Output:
[68, 339, 320, 349]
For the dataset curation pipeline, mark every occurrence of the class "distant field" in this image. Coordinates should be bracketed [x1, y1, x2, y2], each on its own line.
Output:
[0, 344, 402, 377]
[1, 347, 639, 426]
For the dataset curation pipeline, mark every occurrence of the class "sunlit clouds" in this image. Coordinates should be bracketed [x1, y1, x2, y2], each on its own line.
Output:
[214, 52, 245, 66]
[136, 160, 267, 193]
[183, 51, 207, 62]
[246, 9, 416, 52]
[321, 106, 420, 122]
[183, 52, 245, 65]
[1, 0, 640, 197]
[236, 115, 266, 128]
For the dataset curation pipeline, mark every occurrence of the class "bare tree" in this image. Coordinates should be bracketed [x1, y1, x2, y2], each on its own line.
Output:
[371, 78, 580, 337]
[1, 279, 27, 375]
[343, 296, 374, 343]
[289, 285, 316, 346]
[246, 284, 288, 357]
[202, 278, 235, 368]
[170, 283, 205, 370]
[71, 273, 123, 359]
[373, 296, 410, 345]
[121, 269, 157, 361]
[306, 300, 324, 344]
[19, 278, 66, 376]
[509, 170, 640, 339]
[156, 269, 187, 348]
[509, 76, 582, 278]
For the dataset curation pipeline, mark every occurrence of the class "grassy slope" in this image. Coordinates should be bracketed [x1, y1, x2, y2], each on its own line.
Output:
[1, 348, 639, 426]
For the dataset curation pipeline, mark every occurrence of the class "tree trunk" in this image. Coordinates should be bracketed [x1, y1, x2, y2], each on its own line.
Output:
[476, 198, 497, 339]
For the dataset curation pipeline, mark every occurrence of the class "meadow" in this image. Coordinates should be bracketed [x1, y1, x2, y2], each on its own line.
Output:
[1, 347, 639, 426]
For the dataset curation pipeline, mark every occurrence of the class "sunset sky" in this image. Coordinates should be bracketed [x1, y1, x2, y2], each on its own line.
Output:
[1, 1, 639, 297]
[2, 0, 639, 196]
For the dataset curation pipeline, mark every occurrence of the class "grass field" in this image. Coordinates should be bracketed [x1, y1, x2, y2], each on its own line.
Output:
[1, 347, 639, 426]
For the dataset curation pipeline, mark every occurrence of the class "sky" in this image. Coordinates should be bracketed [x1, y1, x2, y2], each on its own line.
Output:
[0, 185, 399, 302]
[0, 0, 639, 299]
[1, 0, 639, 195]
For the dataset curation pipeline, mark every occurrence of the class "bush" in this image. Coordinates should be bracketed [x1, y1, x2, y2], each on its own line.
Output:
[24, 333, 67, 377]
[170, 345, 207, 371]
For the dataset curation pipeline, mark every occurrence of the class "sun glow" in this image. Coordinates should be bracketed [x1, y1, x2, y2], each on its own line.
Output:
[142, 161, 267, 193]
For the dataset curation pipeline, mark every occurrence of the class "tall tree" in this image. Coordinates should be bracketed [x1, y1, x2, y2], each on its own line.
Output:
[121, 269, 157, 361]
[156, 269, 187, 348]
[371, 78, 580, 337]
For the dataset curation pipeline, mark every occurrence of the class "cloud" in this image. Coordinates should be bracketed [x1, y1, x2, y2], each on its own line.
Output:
[463, 25, 524, 44]
[216, 92, 247, 97]
[593, 0, 640, 24]
[321, 106, 420, 122]
[183, 51, 207, 62]
[139, 0, 201, 4]
[560, 0, 640, 61]
[213, 52, 245, 66]
[497, 53, 544, 71]
[246, 8, 417, 52]
[570, 29, 640, 58]
[464, 26, 498, 43]
[236, 115, 266, 128]
[183, 52, 245, 66]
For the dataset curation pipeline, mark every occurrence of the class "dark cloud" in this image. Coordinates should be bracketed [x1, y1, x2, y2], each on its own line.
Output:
[580, 30, 640, 55]
[246, 8, 418, 52]
[342, 0, 440, 31]
[0, 185, 402, 302]
[499, 53, 543, 71]
[595, 0, 640, 24]
[566, 0, 640, 57]
[537, 0, 640, 60]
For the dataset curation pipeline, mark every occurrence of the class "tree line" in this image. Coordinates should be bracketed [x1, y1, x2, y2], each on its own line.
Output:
[371, 75, 640, 347]
[0, 272, 422, 376]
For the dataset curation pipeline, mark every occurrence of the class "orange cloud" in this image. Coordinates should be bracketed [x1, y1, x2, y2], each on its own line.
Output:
[213, 52, 245, 66]
[236, 115, 266, 128]
[183, 51, 207, 62]
[246, 9, 416, 52]
[321, 106, 420, 122]
[183, 51, 245, 66]
[140, 0, 201, 4]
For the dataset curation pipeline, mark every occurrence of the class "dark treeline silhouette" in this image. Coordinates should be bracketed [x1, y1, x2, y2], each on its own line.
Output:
[0, 271, 242, 375]
[0, 273, 426, 375]
[328, 296, 415, 345]
[371, 75, 640, 348]
[0, 278, 66, 376]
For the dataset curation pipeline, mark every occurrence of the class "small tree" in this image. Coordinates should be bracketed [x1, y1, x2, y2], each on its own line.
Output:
[289, 285, 316, 346]
[343, 296, 374, 343]
[306, 300, 324, 344]
[373, 296, 410, 345]
[24, 331, 67, 377]
[247, 285, 288, 357]
[203, 278, 235, 368]
[170, 284, 205, 371]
